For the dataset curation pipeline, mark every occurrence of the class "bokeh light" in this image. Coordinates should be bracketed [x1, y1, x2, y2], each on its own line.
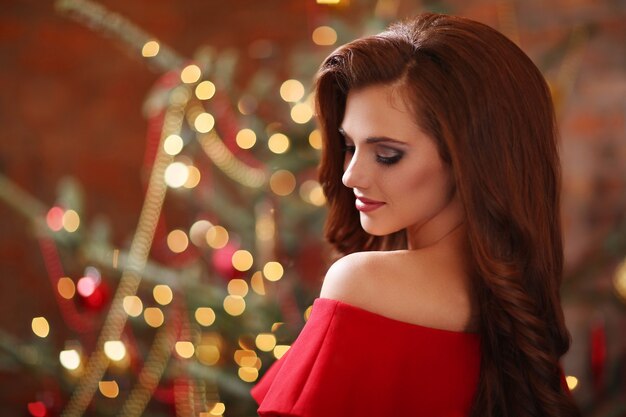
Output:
[163, 134, 184, 155]
[309, 129, 322, 149]
[123, 295, 143, 317]
[267, 133, 290, 154]
[62, 209, 80, 232]
[269, 170, 296, 196]
[291, 102, 313, 124]
[153, 285, 173, 305]
[144, 307, 165, 328]
[238, 366, 259, 382]
[164, 162, 189, 188]
[206, 225, 229, 249]
[312, 26, 338, 46]
[236, 129, 257, 149]
[232, 250, 253, 271]
[31, 317, 49, 338]
[46, 206, 64, 231]
[250, 271, 266, 295]
[189, 219, 212, 247]
[227, 279, 249, 297]
[57, 277, 76, 299]
[180, 64, 201, 84]
[59, 349, 81, 370]
[263, 261, 284, 281]
[103, 340, 126, 361]
[255, 333, 277, 352]
[223, 295, 246, 316]
[142, 40, 160, 57]
[195, 307, 216, 326]
[175, 341, 195, 359]
[273, 345, 290, 359]
[167, 229, 189, 253]
[99, 380, 120, 398]
[566, 375, 579, 390]
[195, 80, 216, 100]
[196, 344, 220, 366]
[194, 112, 215, 133]
[280, 79, 305, 102]
[183, 165, 201, 188]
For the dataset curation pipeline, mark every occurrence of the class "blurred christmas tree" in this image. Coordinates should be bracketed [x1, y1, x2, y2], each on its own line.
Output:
[0, 0, 624, 416]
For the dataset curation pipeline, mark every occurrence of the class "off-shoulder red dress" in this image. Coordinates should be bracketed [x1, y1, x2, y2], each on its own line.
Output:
[251, 297, 481, 417]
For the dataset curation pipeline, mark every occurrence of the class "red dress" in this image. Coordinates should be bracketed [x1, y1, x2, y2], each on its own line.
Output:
[251, 297, 481, 417]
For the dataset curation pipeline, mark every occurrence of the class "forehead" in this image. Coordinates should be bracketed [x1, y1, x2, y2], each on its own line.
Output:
[341, 84, 421, 141]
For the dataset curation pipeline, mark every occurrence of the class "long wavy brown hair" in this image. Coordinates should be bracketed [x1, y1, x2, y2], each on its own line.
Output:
[315, 12, 580, 417]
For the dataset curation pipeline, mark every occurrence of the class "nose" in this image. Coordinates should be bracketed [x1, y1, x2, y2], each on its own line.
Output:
[342, 152, 369, 189]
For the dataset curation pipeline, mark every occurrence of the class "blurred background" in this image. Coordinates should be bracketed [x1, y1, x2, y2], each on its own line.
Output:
[0, 0, 625, 416]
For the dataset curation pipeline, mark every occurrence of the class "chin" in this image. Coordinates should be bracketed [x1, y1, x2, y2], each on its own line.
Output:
[359, 219, 400, 237]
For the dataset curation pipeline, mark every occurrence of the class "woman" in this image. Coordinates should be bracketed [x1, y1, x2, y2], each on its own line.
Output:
[252, 12, 580, 417]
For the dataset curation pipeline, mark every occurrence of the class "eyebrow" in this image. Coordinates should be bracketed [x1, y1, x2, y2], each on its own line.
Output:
[338, 127, 408, 146]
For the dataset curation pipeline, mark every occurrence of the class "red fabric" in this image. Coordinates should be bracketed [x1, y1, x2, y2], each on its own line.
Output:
[251, 297, 481, 417]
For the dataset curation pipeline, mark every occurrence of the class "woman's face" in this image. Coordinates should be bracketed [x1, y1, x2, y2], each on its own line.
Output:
[340, 83, 463, 248]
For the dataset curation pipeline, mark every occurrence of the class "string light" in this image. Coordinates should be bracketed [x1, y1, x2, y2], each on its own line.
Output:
[267, 133, 290, 154]
[195, 80, 216, 100]
[141, 40, 160, 57]
[31, 317, 50, 338]
[312, 26, 338, 46]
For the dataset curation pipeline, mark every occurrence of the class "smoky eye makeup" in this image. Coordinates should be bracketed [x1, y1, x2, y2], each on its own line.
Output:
[376, 146, 404, 165]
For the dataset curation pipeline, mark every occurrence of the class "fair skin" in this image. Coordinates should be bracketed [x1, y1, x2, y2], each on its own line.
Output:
[320, 83, 476, 332]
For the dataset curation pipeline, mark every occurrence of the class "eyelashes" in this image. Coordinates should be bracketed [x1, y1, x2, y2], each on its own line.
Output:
[342, 144, 404, 166]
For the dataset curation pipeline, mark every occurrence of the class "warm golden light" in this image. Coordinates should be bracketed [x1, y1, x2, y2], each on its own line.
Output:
[31, 317, 50, 338]
[256, 216, 275, 241]
[180, 64, 202, 84]
[163, 134, 184, 155]
[236, 129, 257, 149]
[57, 277, 76, 299]
[194, 112, 215, 133]
[195, 80, 216, 100]
[195, 307, 216, 326]
[614, 258, 626, 301]
[175, 341, 195, 359]
[269, 170, 296, 196]
[263, 261, 284, 281]
[273, 345, 290, 359]
[167, 229, 189, 253]
[123, 295, 143, 317]
[227, 279, 249, 297]
[312, 26, 338, 46]
[234, 349, 257, 366]
[238, 366, 259, 382]
[59, 349, 81, 370]
[267, 133, 290, 154]
[164, 162, 189, 188]
[153, 285, 173, 305]
[308, 129, 322, 150]
[189, 219, 212, 247]
[183, 165, 201, 188]
[223, 295, 246, 316]
[291, 102, 313, 124]
[196, 344, 220, 365]
[99, 380, 119, 398]
[300, 180, 326, 206]
[232, 250, 253, 271]
[255, 333, 277, 352]
[304, 305, 313, 321]
[46, 206, 64, 231]
[566, 375, 579, 390]
[103, 340, 126, 361]
[144, 307, 165, 327]
[206, 225, 229, 249]
[62, 209, 80, 232]
[142, 40, 160, 57]
[250, 271, 266, 295]
[209, 402, 226, 416]
[280, 79, 305, 103]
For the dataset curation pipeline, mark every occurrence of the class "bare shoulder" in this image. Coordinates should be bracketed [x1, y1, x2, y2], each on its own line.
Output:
[320, 249, 475, 332]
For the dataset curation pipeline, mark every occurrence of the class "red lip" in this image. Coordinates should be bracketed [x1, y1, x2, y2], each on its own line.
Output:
[355, 196, 385, 212]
